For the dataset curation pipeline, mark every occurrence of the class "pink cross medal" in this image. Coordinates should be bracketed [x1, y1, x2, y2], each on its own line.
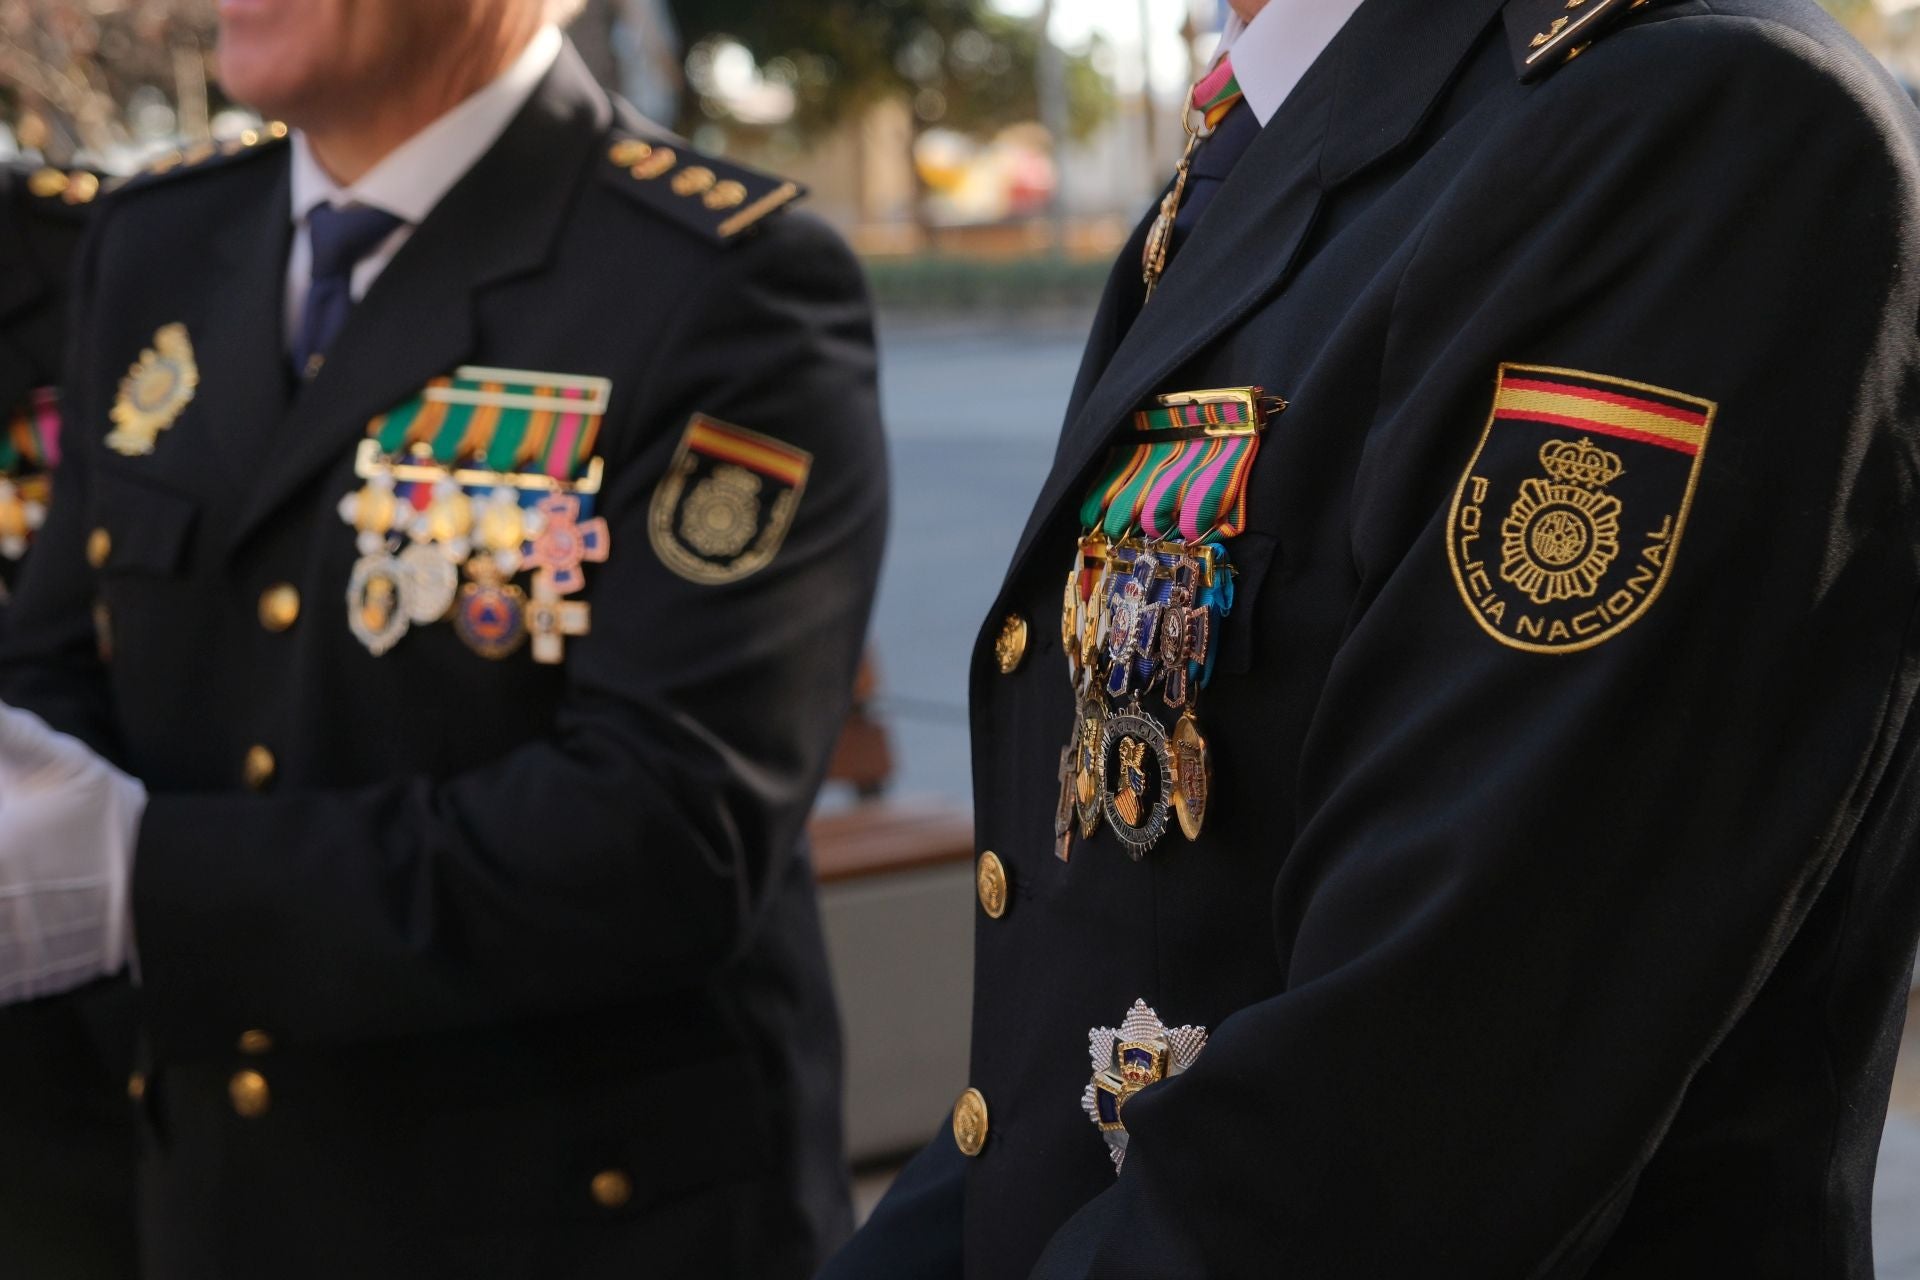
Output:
[522, 494, 610, 663]
[526, 494, 611, 596]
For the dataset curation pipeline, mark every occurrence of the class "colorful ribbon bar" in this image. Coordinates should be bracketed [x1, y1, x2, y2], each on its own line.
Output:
[1084, 387, 1282, 544]
[367, 367, 613, 483]
[1192, 56, 1245, 131]
[2, 388, 60, 475]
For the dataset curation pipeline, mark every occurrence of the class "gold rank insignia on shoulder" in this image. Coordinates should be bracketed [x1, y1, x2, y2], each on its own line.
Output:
[1082, 1000, 1208, 1173]
[1503, 0, 1657, 81]
[649, 415, 810, 586]
[600, 135, 804, 244]
[1447, 363, 1716, 654]
[340, 367, 613, 663]
[108, 324, 198, 456]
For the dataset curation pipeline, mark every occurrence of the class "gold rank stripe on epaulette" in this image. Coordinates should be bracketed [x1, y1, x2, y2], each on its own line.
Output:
[26, 167, 109, 206]
[130, 122, 290, 185]
[602, 137, 804, 243]
[1503, 0, 1657, 81]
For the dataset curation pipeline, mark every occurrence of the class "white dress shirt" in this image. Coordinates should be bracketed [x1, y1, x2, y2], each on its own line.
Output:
[1214, 0, 1369, 126]
[284, 24, 564, 344]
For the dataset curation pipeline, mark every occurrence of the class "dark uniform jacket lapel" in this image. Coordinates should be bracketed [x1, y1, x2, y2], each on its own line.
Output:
[225, 46, 607, 556]
[998, 0, 1509, 595]
[194, 161, 291, 490]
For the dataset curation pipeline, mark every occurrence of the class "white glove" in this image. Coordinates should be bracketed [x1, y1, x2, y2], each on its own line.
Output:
[0, 703, 145, 1004]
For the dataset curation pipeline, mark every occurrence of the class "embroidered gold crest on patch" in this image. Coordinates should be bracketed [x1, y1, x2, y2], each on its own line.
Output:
[108, 323, 198, 456]
[649, 415, 810, 586]
[1447, 364, 1716, 653]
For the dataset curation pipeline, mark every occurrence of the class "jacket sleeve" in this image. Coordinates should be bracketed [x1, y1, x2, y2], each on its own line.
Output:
[118, 212, 888, 1055]
[1038, 18, 1920, 1278]
[0, 186, 119, 755]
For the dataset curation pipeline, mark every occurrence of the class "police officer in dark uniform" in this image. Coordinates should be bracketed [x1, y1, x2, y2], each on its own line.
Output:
[829, 0, 1920, 1275]
[0, 161, 96, 597]
[0, 160, 142, 1280]
[0, 1, 884, 1275]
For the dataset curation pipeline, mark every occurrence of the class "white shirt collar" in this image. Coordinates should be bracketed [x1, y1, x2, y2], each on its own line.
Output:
[1212, 0, 1367, 127]
[289, 24, 563, 227]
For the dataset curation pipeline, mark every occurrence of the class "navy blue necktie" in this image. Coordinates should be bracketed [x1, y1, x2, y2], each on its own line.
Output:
[293, 202, 403, 379]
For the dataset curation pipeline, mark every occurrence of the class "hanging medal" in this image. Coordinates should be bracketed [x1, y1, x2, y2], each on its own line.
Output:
[1057, 386, 1282, 857]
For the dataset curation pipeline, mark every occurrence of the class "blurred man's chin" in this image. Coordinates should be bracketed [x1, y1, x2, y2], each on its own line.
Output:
[214, 41, 299, 117]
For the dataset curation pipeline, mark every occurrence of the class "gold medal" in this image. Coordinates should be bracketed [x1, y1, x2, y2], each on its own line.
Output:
[346, 553, 410, 656]
[1054, 744, 1076, 863]
[1074, 694, 1106, 839]
[1170, 712, 1210, 842]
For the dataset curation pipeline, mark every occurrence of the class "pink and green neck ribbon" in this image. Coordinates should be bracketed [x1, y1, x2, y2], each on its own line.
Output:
[1192, 56, 1245, 131]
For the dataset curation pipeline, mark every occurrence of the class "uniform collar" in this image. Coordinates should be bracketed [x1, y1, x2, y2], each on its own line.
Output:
[992, 0, 1509, 591]
[226, 40, 611, 557]
[1214, 0, 1369, 127]
[288, 24, 563, 226]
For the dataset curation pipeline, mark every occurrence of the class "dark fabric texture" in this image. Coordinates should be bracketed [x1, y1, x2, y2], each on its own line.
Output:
[0, 44, 881, 1280]
[833, 0, 1920, 1276]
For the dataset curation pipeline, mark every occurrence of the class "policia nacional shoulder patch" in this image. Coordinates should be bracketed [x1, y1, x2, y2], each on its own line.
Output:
[1447, 364, 1715, 653]
[650, 414, 811, 585]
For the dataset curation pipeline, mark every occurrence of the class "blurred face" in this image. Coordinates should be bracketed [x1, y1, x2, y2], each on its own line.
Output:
[215, 0, 534, 128]
[1228, 0, 1270, 19]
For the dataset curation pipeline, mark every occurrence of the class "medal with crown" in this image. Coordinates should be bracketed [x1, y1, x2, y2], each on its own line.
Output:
[1081, 999, 1210, 1173]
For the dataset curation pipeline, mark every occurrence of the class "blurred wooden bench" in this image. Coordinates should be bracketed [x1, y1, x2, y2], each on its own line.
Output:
[808, 655, 976, 1163]
[809, 655, 974, 882]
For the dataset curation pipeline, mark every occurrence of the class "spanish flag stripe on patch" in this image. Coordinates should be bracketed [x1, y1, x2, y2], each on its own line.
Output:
[1500, 409, 1703, 456]
[1501, 378, 1708, 426]
[687, 422, 809, 486]
[1495, 387, 1707, 455]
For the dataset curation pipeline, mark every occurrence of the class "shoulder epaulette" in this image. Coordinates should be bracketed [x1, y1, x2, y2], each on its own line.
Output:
[596, 133, 805, 245]
[1504, 0, 1659, 81]
[116, 121, 290, 195]
[13, 163, 112, 217]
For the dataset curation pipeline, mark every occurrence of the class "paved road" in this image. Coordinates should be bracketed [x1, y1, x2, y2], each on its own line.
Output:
[866, 315, 1919, 1270]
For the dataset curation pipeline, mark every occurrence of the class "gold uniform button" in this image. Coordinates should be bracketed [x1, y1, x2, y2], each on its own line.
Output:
[976, 851, 1009, 919]
[590, 1169, 633, 1209]
[952, 1087, 989, 1157]
[994, 614, 1029, 674]
[237, 1029, 274, 1055]
[127, 1071, 147, 1102]
[63, 172, 100, 204]
[243, 745, 276, 791]
[258, 584, 301, 632]
[86, 527, 111, 569]
[27, 167, 67, 199]
[229, 1069, 270, 1119]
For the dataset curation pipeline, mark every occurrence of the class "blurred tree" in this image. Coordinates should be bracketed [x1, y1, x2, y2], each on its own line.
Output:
[668, 0, 1109, 142]
[1, 0, 218, 161]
